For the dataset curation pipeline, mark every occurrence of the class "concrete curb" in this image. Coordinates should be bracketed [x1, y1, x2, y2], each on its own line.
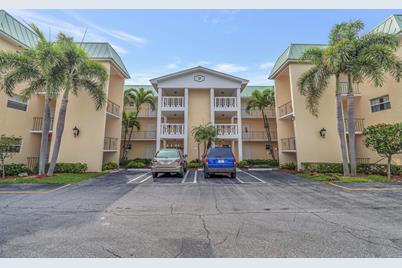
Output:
[126, 168, 151, 172]
[247, 168, 278, 171]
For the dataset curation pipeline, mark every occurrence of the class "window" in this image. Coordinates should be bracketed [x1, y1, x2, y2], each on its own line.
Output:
[370, 95, 391, 113]
[0, 138, 22, 153]
[7, 96, 27, 111]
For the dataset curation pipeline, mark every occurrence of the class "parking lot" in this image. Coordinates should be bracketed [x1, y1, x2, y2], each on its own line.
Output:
[1, 169, 402, 257]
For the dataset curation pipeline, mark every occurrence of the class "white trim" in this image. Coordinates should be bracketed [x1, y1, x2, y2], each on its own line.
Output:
[236, 87, 243, 161]
[106, 112, 121, 119]
[156, 87, 162, 152]
[184, 88, 189, 155]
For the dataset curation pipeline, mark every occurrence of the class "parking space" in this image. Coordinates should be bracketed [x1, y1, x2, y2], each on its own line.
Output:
[124, 169, 272, 185]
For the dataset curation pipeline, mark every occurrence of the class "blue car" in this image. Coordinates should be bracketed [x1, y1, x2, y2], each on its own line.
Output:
[203, 147, 237, 178]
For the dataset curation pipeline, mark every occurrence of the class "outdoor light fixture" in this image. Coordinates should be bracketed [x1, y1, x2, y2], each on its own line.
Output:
[319, 128, 327, 138]
[73, 126, 80, 138]
[127, 144, 132, 150]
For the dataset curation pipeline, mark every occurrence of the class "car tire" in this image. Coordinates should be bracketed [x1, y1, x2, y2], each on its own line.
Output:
[205, 172, 210, 178]
[152, 172, 158, 178]
[230, 172, 236, 178]
[178, 171, 184, 178]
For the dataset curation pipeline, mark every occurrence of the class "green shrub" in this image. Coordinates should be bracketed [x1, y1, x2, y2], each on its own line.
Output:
[102, 162, 119, 171]
[255, 164, 274, 168]
[45, 163, 88, 174]
[281, 162, 297, 170]
[266, 159, 279, 167]
[357, 164, 402, 176]
[302, 162, 343, 173]
[127, 161, 146, 169]
[188, 162, 201, 169]
[190, 159, 201, 164]
[3, 163, 30, 176]
[236, 160, 248, 168]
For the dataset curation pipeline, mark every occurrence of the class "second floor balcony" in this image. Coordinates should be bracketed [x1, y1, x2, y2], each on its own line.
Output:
[216, 124, 238, 139]
[104, 137, 118, 152]
[161, 96, 185, 110]
[278, 101, 293, 119]
[123, 131, 157, 140]
[242, 131, 278, 141]
[160, 123, 185, 138]
[345, 118, 365, 134]
[281, 137, 296, 152]
[31, 117, 54, 133]
[215, 97, 237, 111]
[339, 82, 361, 96]
[106, 100, 120, 118]
[241, 108, 276, 118]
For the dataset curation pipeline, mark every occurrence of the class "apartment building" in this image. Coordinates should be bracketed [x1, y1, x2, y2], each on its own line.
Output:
[123, 67, 278, 161]
[269, 15, 402, 169]
[0, 10, 129, 171]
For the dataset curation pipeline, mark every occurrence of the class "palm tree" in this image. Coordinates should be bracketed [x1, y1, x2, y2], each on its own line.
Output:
[0, 23, 65, 176]
[120, 87, 155, 160]
[192, 123, 218, 159]
[121, 111, 141, 160]
[246, 88, 276, 161]
[47, 34, 107, 176]
[298, 20, 402, 176]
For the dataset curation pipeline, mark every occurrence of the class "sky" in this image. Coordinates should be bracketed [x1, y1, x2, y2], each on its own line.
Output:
[6, 9, 402, 86]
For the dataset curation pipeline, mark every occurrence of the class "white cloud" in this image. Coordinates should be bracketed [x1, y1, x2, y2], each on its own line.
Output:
[167, 63, 179, 69]
[212, 63, 248, 74]
[259, 62, 275, 70]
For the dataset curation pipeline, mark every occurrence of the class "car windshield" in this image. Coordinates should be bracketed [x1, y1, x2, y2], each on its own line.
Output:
[207, 148, 233, 158]
[156, 150, 180, 158]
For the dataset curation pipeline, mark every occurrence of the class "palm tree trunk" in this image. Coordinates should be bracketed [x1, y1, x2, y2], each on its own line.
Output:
[47, 90, 69, 176]
[38, 97, 51, 175]
[1, 159, 5, 178]
[387, 156, 392, 180]
[120, 124, 129, 161]
[336, 75, 350, 176]
[123, 126, 136, 160]
[347, 73, 357, 176]
[262, 110, 276, 161]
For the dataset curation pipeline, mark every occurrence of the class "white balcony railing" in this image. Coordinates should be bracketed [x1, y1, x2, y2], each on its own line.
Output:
[160, 123, 185, 138]
[161, 96, 185, 110]
[215, 97, 237, 110]
[216, 124, 238, 138]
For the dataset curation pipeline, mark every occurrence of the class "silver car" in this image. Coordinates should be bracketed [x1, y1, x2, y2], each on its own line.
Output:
[151, 149, 187, 178]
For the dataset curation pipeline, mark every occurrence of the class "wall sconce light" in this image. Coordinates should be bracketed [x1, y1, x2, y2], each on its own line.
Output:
[127, 144, 132, 150]
[73, 126, 80, 138]
[319, 128, 327, 138]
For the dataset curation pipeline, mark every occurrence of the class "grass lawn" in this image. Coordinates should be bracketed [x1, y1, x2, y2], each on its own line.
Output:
[297, 172, 392, 183]
[0, 172, 106, 185]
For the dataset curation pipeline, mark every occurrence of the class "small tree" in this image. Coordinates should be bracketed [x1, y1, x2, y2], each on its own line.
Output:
[363, 123, 402, 179]
[192, 123, 219, 159]
[0, 135, 21, 178]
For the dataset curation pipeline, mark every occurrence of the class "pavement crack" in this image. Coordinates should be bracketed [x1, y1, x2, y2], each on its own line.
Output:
[174, 238, 184, 258]
[199, 215, 212, 248]
[214, 235, 229, 246]
[102, 246, 122, 258]
[212, 187, 223, 214]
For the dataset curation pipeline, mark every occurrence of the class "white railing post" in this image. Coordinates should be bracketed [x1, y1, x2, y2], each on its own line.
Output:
[236, 88, 243, 161]
[184, 88, 189, 155]
[156, 88, 162, 152]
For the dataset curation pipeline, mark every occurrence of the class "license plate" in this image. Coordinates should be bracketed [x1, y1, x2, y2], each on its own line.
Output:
[218, 159, 224, 163]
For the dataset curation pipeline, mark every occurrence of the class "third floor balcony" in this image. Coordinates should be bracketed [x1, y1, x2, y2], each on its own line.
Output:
[216, 124, 239, 139]
[242, 131, 278, 141]
[345, 118, 365, 134]
[161, 96, 185, 111]
[160, 123, 185, 138]
[240, 108, 276, 118]
[214, 97, 237, 111]
[278, 101, 294, 119]
[31, 117, 54, 133]
[339, 82, 361, 96]
[106, 100, 120, 118]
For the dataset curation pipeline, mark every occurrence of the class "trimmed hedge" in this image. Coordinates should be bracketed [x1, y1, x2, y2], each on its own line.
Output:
[302, 162, 402, 176]
[45, 163, 88, 174]
[127, 161, 146, 168]
[236, 159, 279, 168]
[280, 162, 297, 170]
[188, 162, 201, 169]
[2, 163, 30, 176]
[102, 162, 119, 171]
[120, 158, 151, 167]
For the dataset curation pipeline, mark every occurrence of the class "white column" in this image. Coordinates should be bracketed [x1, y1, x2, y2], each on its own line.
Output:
[156, 87, 162, 152]
[210, 88, 215, 148]
[236, 87, 243, 161]
[184, 88, 189, 156]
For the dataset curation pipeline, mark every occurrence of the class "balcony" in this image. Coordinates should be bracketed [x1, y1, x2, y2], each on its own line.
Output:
[215, 97, 237, 111]
[281, 137, 296, 152]
[345, 118, 365, 134]
[339, 82, 361, 96]
[161, 96, 185, 111]
[357, 158, 370, 164]
[160, 123, 185, 138]
[104, 137, 118, 152]
[242, 131, 278, 141]
[106, 100, 120, 118]
[31, 117, 54, 133]
[216, 124, 238, 139]
[125, 106, 157, 117]
[123, 131, 156, 140]
[278, 101, 293, 119]
[241, 108, 276, 118]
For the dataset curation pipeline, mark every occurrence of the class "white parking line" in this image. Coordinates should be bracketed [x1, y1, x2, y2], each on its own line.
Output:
[139, 175, 152, 184]
[194, 170, 198, 183]
[235, 176, 245, 184]
[127, 172, 150, 184]
[239, 170, 266, 183]
[181, 170, 190, 183]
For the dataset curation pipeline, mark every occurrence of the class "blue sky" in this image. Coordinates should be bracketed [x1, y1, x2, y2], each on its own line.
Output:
[7, 9, 402, 85]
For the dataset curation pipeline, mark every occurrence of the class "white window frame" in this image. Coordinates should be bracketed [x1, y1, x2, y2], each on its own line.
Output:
[370, 95, 391, 113]
[7, 95, 28, 112]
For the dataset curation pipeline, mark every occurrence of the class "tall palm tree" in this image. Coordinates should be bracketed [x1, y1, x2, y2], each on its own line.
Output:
[192, 123, 218, 159]
[0, 23, 65, 176]
[299, 20, 402, 176]
[246, 88, 276, 161]
[121, 111, 141, 160]
[120, 87, 155, 160]
[47, 34, 107, 176]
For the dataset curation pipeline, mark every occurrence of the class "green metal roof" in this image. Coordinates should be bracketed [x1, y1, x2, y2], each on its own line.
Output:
[269, 44, 327, 79]
[80, 43, 130, 78]
[371, 15, 402, 35]
[0, 10, 39, 48]
[124, 84, 272, 97]
[0, 10, 130, 79]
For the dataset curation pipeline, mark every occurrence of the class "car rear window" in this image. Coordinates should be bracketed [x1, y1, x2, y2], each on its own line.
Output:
[207, 148, 234, 158]
[156, 150, 179, 158]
